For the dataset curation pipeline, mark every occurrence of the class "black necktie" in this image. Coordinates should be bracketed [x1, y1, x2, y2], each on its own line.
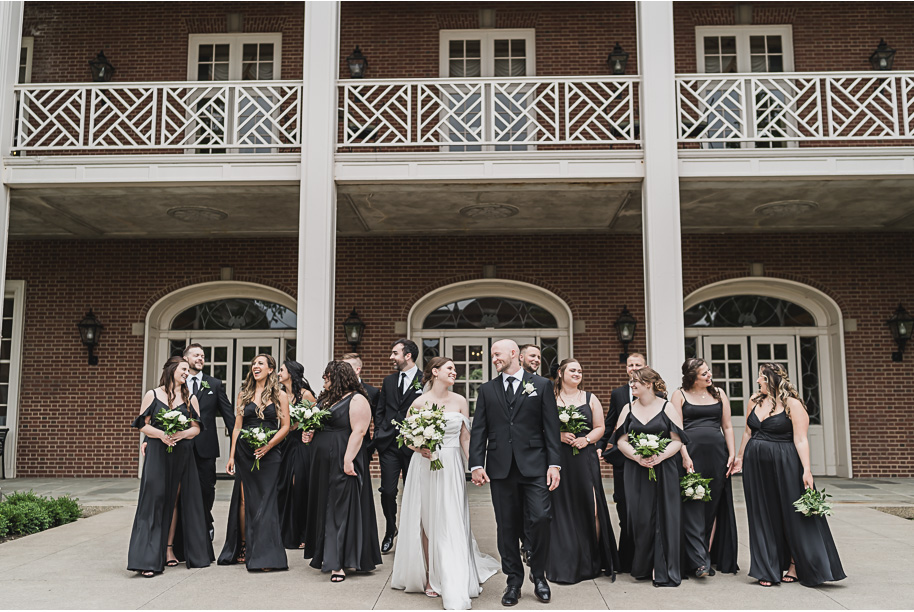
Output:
[505, 377, 517, 407]
[399, 373, 407, 397]
[192, 377, 200, 396]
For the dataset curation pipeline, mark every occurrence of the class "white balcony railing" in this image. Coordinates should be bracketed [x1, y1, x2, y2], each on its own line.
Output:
[12, 81, 303, 151]
[338, 76, 640, 149]
[676, 71, 914, 145]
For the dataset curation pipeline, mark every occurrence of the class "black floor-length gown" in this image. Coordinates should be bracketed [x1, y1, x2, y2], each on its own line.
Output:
[680, 395, 739, 574]
[546, 393, 619, 584]
[278, 427, 311, 549]
[127, 398, 214, 573]
[217, 402, 288, 571]
[304, 393, 381, 572]
[614, 404, 686, 587]
[743, 409, 845, 586]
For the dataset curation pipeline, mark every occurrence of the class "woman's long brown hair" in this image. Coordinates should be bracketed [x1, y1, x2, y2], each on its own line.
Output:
[238, 353, 284, 418]
[159, 356, 191, 409]
[316, 360, 364, 409]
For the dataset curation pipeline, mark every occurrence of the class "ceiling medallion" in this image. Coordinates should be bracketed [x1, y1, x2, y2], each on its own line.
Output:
[753, 200, 819, 217]
[458, 204, 520, 219]
[167, 207, 229, 223]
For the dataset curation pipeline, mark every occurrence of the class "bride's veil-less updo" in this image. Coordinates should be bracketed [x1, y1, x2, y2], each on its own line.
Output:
[422, 356, 454, 393]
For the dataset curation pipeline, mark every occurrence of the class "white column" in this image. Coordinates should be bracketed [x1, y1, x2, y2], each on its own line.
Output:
[297, 1, 340, 383]
[637, 1, 685, 385]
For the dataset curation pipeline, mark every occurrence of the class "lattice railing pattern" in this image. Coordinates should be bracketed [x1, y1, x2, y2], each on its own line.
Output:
[677, 71, 914, 144]
[339, 76, 640, 148]
[12, 81, 302, 151]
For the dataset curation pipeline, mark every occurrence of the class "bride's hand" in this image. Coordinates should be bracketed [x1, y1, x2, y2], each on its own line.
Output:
[419, 449, 432, 459]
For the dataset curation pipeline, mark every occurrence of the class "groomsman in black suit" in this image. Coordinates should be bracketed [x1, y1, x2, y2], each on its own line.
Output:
[373, 338, 423, 554]
[519, 344, 542, 375]
[342, 352, 378, 452]
[184, 343, 236, 541]
[470, 339, 561, 606]
[595, 351, 646, 572]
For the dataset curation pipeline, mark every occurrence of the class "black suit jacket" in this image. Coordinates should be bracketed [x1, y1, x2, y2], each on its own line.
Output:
[468, 371, 562, 480]
[361, 381, 379, 450]
[191, 373, 236, 459]
[597, 384, 632, 467]
[372, 370, 424, 453]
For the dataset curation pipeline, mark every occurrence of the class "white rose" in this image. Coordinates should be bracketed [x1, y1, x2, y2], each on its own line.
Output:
[559, 413, 571, 423]
[256, 432, 266, 441]
[646, 434, 659, 442]
[685, 487, 695, 497]
[646, 440, 659, 449]
[420, 410, 432, 419]
[414, 436, 426, 446]
[695, 485, 705, 497]
[177, 415, 188, 424]
[423, 426, 436, 438]
[303, 408, 313, 419]
[164, 410, 179, 419]
[407, 414, 419, 424]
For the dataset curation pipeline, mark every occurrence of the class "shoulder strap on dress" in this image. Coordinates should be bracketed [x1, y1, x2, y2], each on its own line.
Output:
[680, 389, 686, 402]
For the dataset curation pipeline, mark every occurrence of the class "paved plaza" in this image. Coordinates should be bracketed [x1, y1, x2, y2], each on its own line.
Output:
[1, 476, 913, 609]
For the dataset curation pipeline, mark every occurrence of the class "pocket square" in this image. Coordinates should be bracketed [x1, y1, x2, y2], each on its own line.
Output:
[207, 390, 213, 395]
[528, 391, 538, 397]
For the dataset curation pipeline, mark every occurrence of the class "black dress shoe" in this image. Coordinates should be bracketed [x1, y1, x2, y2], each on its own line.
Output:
[381, 529, 398, 554]
[501, 586, 521, 606]
[208, 527, 215, 542]
[529, 572, 551, 603]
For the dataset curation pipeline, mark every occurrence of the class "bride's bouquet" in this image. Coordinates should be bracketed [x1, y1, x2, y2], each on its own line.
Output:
[392, 403, 447, 470]
[290, 400, 331, 443]
[239, 426, 277, 471]
[629, 432, 672, 482]
[793, 487, 832, 517]
[680, 472, 712, 501]
[557, 404, 588, 455]
[154, 409, 198, 453]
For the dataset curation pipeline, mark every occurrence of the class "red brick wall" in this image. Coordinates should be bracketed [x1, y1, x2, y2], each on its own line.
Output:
[7, 232, 914, 477]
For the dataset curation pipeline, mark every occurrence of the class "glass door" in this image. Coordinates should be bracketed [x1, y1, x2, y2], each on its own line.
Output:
[702, 336, 750, 451]
[443, 335, 535, 415]
[235, 338, 281, 387]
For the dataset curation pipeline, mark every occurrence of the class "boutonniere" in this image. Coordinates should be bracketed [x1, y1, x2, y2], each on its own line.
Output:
[521, 381, 536, 396]
[201, 380, 211, 390]
[412, 378, 423, 394]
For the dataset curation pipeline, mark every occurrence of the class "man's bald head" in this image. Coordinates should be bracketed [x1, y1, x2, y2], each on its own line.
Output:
[491, 339, 521, 375]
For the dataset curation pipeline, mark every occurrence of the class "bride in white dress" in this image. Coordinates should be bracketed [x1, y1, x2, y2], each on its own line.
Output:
[391, 356, 500, 610]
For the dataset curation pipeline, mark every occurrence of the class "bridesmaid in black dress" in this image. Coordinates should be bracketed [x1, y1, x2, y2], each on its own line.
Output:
[277, 359, 317, 549]
[128, 356, 213, 576]
[612, 367, 686, 587]
[672, 358, 739, 577]
[546, 358, 619, 584]
[732, 363, 845, 587]
[303, 360, 381, 582]
[217, 353, 290, 571]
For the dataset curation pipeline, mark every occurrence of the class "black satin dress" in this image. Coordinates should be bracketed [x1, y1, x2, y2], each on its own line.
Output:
[613, 403, 686, 587]
[278, 426, 311, 549]
[127, 397, 214, 573]
[546, 393, 619, 584]
[743, 409, 845, 586]
[304, 393, 381, 572]
[681, 395, 739, 574]
[217, 402, 288, 571]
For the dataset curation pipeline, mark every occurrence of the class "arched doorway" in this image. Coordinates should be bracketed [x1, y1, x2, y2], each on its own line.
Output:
[143, 281, 296, 475]
[409, 280, 572, 414]
[684, 278, 851, 477]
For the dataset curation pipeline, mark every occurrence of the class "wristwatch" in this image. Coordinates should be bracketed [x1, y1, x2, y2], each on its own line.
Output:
[584, 435, 591, 444]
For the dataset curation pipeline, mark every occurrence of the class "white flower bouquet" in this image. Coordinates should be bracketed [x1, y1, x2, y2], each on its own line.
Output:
[680, 471, 712, 501]
[239, 426, 277, 471]
[793, 487, 832, 517]
[290, 400, 331, 444]
[392, 403, 447, 470]
[557, 404, 588, 455]
[154, 409, 197, 454]
[629, 432, 672, 482]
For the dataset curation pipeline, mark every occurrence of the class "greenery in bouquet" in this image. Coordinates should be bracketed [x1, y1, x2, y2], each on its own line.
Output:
[680, 471, 713, 502]
[154, 409, 198, 453]
[793, 487, 832, 517]
[629, 432, 672, 482]
[239, 426, 277, 471]
[392, 403, 447, 470]
[290, 400, 330, 443]
[557, 404, 588, 455]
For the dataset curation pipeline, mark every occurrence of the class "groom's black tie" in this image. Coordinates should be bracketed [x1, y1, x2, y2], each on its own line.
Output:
[192, 377, 199, 396]
[505, 377, 517, 408]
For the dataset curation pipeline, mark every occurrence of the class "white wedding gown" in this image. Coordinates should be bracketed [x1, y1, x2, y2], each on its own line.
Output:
[391, 412, 500, 610]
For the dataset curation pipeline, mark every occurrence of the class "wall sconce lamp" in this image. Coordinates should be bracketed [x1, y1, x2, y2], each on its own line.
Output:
[77, 309, 104, 365]
[343, 308, 366, 349]
[870, 39, 896, 71]
[614, 306, 637, 363]
[887, 304, 913, 362]
[607, 43, 629, 75]
[88, 51, 115, 82]
[347, 46, 368, 78]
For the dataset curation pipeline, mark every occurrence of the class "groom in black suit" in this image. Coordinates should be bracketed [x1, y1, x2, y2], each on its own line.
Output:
[373, 338, 423, 554]
[184, 343, 236, 541]
[470, 339, 561, 606]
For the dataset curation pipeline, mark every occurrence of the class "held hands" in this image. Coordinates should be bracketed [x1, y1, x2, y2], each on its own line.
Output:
[471, 467, 490, 486]
[802, 469, 814, 489]
[158, 431, 176, 447]
[546, 466, 561, 491]
[728, 456, 743, 476]
[725, 455, 735, 478]
[343, 459, 356, 476]
[226, 458, 235, 475]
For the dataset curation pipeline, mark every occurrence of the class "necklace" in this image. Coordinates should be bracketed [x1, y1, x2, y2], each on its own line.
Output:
[560, 389, 582, 405]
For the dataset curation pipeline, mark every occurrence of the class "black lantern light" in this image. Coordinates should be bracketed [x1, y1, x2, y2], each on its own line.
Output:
[614, 306, 638, 363]
[347, 46, 368, 79]
[607, 42, 629, 75]
[343, 308, 366, 349]
[77, 309, 104, 365]
[88, 51, 115, 82]
[887, 304, 913, 362]
[869, 39, 896, 71]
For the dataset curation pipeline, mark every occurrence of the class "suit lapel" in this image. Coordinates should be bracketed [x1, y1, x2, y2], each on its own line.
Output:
[511, 371, 534, 419]
[397, 371, 421, 411]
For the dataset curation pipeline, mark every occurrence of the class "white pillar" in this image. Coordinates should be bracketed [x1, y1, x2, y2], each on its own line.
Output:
[637, 1, 685, 386]
[297, 1, 340, 383]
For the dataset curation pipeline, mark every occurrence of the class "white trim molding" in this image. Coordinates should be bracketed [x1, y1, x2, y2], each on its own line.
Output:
[1, 279, 25, 478]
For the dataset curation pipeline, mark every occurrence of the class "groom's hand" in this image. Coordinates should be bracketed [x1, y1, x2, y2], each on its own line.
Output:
[471, 467, 490, 486]
[546, 466, 561, 491]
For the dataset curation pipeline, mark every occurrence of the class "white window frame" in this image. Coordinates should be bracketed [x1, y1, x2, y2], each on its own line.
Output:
[695, 25, 794, 75]
[19, 36, 33, 84]
[1, 281, 26, 478]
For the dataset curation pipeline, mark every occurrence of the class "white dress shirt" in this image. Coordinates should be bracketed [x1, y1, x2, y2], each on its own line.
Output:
[188, 371, 203, 396]
[399, 364, 419, 394]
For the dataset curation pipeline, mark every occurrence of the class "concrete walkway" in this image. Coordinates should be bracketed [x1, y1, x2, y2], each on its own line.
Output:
[1, 477, 913, 609]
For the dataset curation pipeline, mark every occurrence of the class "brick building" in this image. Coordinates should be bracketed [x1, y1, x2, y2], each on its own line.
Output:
[0, 1, 911, 480]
